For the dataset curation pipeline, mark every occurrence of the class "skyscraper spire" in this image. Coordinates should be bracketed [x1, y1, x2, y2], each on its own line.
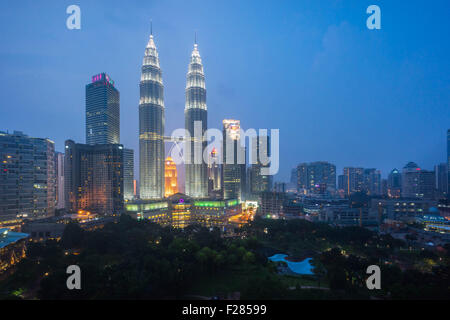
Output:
[185, 39, 208, 198]
[139, 30, 165, 199]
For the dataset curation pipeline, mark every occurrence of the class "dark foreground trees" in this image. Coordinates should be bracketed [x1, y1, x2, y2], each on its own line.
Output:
[0, 215, 448, 300]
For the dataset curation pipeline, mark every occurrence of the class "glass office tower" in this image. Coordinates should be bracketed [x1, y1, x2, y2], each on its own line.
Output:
[64, 140, 123, 215]
[222, 120, 245, 201]
[0, 131, 56, 222]
[123, 148, 134, 201]
[86, 73, 120, 145]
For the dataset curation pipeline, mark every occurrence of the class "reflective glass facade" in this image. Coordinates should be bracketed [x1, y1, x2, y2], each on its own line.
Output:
[0, 131, 56, 222]
[86, 73, 120, 145]
[64, 140, 123, 215]
[123, 148, 134, 201]
[222, 120, 246, 201]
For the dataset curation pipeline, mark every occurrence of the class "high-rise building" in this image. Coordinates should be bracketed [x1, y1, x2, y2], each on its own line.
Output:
[342, 167, 364, 195]
[381, 178, 388, 197]
[387, 168, 402, 198]
[164, 156, 178, 198]
[123, 149, 134, 201]
[259, 191, 286, 219]
[297, 162, 336, 194]
[0, 131, 56, 222]
[185, 41, 208, 198]
[55, 152, 65, 209]
[401, 162, 435, 199]
[338, 175, 346, 193]
[222, 120, 245, 201]
[273, 182, 286, 193]
[290, 167, 298, 191]
[240, 151, 248, 201]
[207, 148, 221, 193]
[435, 163, 448, 199]
[86, 73, 120, 145]
[139, 31, 165, 199]
[249, 135, 272, 195]
[363, 168, 382, 196]
[65, 140, 123, 215]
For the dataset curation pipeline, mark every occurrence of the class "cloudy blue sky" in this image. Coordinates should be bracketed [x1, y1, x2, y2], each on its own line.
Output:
[0, 0, 449, 184]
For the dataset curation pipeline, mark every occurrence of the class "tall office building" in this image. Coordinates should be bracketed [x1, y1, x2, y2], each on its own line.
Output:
[342, 167, 364, 195]
[164, 156, 178, 198]
[65, 140, 123, 215]
[297, 162, 336, 194]
[222, 120, 245, 201]
[249, 135, 272, 195]
[185, 41, 208, 198]
[381, 179, 388, 197]
[259, 192, 286, 219]
[435, 163, 448, 199]
[338, 175, 346, 193]
[387, 168, 402, 198]
[290, 167, 298, 190]
[139, 32, 165, 199]
[0, 131, 56, 222]
[208, 148, 221, 192]
[55, 152, 65, 209]
[240, 151, 248, 201]
[363, 168, 382, 196]
[86, 73, 120, 145]
[401, 162, 435, 199]
[123, 149, 134, 201]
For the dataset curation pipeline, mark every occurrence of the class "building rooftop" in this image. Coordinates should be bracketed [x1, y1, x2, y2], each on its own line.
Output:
[0, 228, 29, 249]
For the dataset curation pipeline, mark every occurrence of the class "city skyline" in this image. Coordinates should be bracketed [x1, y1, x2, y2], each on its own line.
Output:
[1, 0, 449, 183]
[0, 1, 449, 303]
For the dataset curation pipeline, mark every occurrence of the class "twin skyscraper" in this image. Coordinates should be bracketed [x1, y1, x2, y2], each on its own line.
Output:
[139, 30, 208, 200]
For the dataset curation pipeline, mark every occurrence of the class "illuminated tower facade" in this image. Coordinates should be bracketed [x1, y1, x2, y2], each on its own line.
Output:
[139, 32, 165, 199]
[184, 41, 208, 198]
[164, 156, 178, 198]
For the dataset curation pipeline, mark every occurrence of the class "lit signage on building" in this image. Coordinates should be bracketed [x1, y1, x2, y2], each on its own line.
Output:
[223, 119, 241, 140]
[91, 73, 115, 87]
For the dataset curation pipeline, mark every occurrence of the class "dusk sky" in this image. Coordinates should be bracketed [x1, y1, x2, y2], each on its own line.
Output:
[1, 0, 449, 183]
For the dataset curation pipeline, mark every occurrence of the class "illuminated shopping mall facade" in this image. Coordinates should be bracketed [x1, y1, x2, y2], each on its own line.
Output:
[125, 193, 241, 229]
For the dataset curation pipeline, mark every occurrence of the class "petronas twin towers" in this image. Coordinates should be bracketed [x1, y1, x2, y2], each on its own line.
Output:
[139, 30, 208, 199]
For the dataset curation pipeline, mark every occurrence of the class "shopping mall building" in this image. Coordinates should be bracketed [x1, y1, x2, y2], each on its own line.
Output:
[125, 193, 242, 229]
